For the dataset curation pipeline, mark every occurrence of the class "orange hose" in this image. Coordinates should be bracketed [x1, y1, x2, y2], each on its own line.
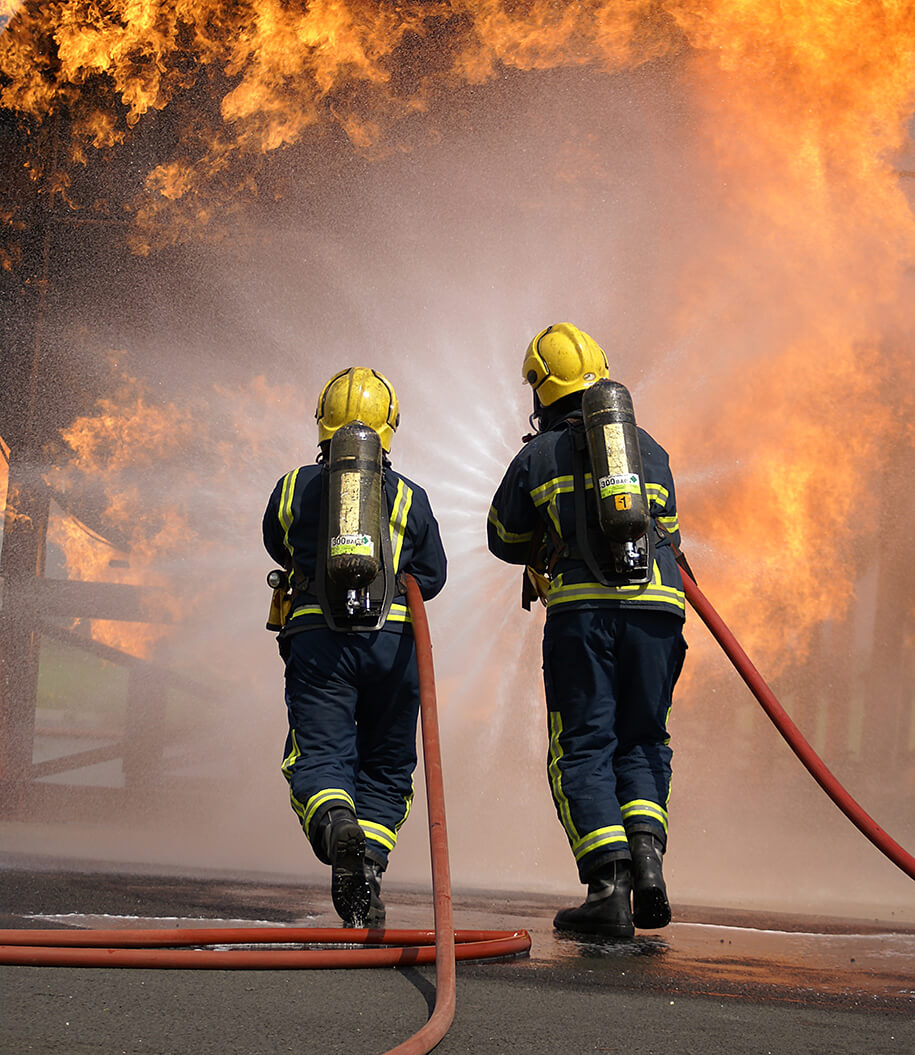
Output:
[389, 572, 457, 1054]
[0, 579, 531, 1055]
[0, 928, 531, 968]
[682, 569, 915, 882]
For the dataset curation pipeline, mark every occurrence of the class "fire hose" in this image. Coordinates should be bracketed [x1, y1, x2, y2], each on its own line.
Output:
[0, 573, 531, 1055]
[682, 568, 915, 882]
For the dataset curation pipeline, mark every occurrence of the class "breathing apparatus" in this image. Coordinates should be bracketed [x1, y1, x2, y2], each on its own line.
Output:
[316, 418, 395, 630]
[579, 378, 653, 585]
[521, 325, 653, 604]
[266, 367, 400, 633]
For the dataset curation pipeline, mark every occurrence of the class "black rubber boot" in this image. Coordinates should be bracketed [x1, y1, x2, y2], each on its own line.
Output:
[364, 858, 386, 928]
[323, 808, 371, 928]
[630, 832, 671, 930]
[553, 861, 634, 939]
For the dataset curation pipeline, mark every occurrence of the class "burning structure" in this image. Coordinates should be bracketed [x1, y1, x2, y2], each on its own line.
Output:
[0, 1, 913, 915]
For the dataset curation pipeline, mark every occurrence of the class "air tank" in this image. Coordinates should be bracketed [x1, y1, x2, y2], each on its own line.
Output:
[581, 379, 651, 543]
[326, 421, 383, 588]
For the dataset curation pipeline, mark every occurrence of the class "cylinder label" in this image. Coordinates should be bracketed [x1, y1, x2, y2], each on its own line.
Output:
[598, 472, 640, 499]
[330, 534, 375, 557]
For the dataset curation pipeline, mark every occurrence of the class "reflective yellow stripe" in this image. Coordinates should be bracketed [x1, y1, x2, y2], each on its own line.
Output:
[547, 584, 685, 611]
[532, 476, 571, 539]
[389, 479, 413, 571]
[281, 737, 356, 836]
[547, 563, 685, 612]
[487, 506, 534, 544]
[360, 820, 397, 852]
[278, 468, 300, 557]
[572, 825, 629, 861]
[288, 790, 307, 827]
[281, 729, 301, 781]
[548, 711, 578, 842]
[531, 475, 574, 506]
[397, 779, 415, 831]
[289, 602, 413, 624]
[302, 788, 356, 837]
[360, 777, 414, 851]
[621, 799, 669, 834]
[646, 482, 670, 507]
[282, 733, 309, 830]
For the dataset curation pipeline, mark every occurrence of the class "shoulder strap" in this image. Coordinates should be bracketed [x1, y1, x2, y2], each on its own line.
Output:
[570, 427, 618, 588]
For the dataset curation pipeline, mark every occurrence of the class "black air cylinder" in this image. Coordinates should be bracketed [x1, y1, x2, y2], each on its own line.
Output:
[581, 380, 651, 543]
[326, 421, 383, 588]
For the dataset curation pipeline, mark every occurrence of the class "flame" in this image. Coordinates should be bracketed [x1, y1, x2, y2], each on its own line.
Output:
[3, 3, 912, 250]
[44, 376, 195, 657]
[43, 371, 301, 661]
[675, 332, 909, 669]
[2, 2, 914, 671]
[0, 437, 32, 534]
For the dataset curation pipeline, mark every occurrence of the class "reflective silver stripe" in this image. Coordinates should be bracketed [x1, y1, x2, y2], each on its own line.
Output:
[531, 475, 574, 506]
[547, 563, 685, 612]
[572, 825, 629, 861]
[360, 820, 397, 852]
[547, 584, 685, 611]
[621, 799, 669, 833]
[646, 482, 670, 506]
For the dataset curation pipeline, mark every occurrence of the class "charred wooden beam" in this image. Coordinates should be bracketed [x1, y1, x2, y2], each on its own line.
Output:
[2, 578, 172, 622]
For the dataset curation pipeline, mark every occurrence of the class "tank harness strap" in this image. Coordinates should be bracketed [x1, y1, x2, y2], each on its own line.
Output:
[570, 426, 619, 589]
[521, 518, 567, 611]
[653, 518, 697, 583]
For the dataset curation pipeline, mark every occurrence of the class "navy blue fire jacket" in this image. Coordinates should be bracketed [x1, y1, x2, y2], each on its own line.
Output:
[487, 417, 684, 619]
[263, 459, 447, 633]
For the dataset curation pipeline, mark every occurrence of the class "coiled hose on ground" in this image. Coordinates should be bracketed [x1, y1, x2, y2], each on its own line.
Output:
[2, 563, 912, 1055]
[0, 573, 531, 1055]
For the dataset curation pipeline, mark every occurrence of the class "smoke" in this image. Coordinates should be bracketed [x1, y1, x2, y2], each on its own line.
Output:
[2, 6, 914, 921]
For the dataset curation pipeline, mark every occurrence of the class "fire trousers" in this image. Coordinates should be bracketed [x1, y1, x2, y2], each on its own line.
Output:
[542, 607, 687, 882]
[280, 627, 420, 868]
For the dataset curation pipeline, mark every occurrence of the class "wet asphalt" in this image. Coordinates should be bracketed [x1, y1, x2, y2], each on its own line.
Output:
[2, 855, 913, 1055]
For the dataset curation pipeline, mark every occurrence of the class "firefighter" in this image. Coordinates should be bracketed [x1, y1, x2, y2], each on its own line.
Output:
[263, 367, 447, 928]
[487, 324, 688, 939]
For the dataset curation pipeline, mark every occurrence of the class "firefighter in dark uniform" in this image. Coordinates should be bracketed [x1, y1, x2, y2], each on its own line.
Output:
[263, 367, 447, 928]
[487, 324, 687, 938]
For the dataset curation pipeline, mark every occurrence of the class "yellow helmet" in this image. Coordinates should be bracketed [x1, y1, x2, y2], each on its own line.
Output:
[521, 323, 609, 407]
[315, 367, 400, 451]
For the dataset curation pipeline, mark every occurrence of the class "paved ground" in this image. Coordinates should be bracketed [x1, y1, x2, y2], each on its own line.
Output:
[2, 854, 914, 1055]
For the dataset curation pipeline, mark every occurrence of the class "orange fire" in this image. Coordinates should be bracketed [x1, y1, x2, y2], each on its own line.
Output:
[1, 1, 913, 676]
[43, 374, 196, 657]
[42, 371, 300, 660]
